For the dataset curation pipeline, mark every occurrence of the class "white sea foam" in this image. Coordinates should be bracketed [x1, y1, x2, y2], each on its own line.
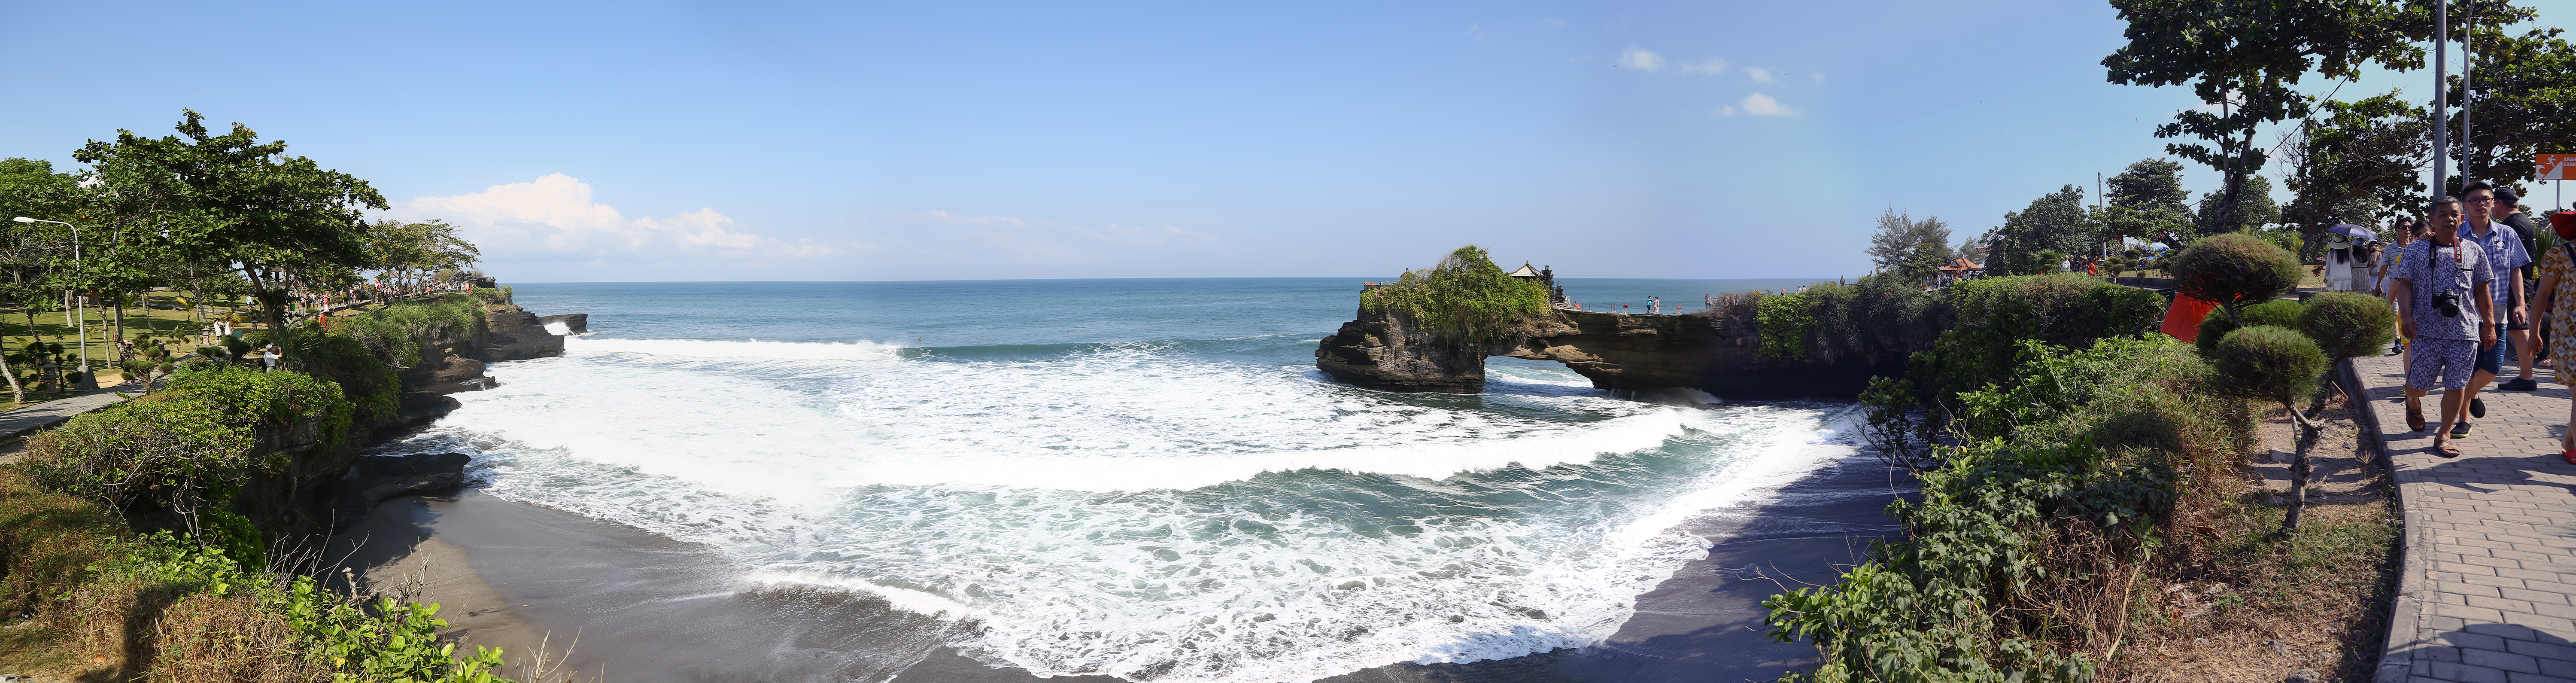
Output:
[564, 336, 902, 361]
[429, 337, 1854, 682]
[543, 320, 571, 335]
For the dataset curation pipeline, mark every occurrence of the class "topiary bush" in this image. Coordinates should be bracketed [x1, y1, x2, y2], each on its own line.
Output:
[2300, 290, 2398, 359]
[2209, 325, 2327, 406]
[2197, 298, 2305, 357]
[2169, 233, 2302, 325]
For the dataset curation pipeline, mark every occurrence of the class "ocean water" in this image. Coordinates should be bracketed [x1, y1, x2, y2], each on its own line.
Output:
[378, 278, 1858, 683]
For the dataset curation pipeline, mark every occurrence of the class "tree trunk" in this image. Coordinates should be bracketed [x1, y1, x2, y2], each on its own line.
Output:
[2281, 403, 2322, 534]
[111, 294, 128, 363]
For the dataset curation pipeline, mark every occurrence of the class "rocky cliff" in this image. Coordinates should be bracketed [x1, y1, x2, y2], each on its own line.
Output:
[243, 303, 581, 540]
[1315, 306, 1898, 399]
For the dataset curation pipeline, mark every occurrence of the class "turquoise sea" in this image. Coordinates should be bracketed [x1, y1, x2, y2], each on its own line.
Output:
[382, 277, 1867, 683]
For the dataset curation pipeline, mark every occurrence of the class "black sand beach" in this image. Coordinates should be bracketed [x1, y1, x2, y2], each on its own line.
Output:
[331, 450, 1907, 683]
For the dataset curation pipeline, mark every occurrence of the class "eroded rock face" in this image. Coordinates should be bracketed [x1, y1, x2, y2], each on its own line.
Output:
[1316, 308, 1897, 399]
[537, 313, 588, 334]
[328, 451, 471, 534]
[1313, 310, 1490, 393]
[481, 311, 565, 362]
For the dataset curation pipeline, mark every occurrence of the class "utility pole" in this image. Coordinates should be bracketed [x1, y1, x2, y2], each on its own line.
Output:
[2464, 2, 2477, 190]
[2434, 0, 2451, 199]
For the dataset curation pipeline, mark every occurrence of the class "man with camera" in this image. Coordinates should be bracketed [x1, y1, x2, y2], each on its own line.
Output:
[2393, 196, 2496, 458]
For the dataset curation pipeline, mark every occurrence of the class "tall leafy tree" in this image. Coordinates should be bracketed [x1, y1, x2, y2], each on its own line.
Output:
[2102, 158, 2199, 248]
[73, 110, 387, 364]
[2104, 0, 2432, 241]
[1863, 208, 1954, 285]
[2282, 92, 2427, 246]
[2449, 24, 2576, 190]
[2195, 174, 2284, 235]
[1981, 185, 2092, 276]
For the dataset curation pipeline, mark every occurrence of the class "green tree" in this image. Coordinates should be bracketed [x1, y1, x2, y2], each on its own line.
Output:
[2193, 174, 2283, 235]
[1863, 208, 1953, 285]
[2104, 0, 2435, 242]
[2102, 158, 2199, 249]
[73, 110, 388, 366]
[2282, 92, 2427, 255]
[2449, 24, 2576, 189]
[1981, 185, 2091, 276]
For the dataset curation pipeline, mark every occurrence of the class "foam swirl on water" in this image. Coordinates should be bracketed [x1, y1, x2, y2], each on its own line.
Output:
[421, 337, 1851, 682]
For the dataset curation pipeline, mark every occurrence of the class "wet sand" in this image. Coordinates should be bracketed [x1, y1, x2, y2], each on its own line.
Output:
[331, 454, 1907, 683]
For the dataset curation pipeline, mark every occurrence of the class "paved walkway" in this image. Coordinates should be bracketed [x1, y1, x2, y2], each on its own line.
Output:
[2355, 351, 2576, 683]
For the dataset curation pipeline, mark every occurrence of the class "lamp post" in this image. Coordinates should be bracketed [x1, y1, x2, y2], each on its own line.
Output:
[12, 216, 90, 389]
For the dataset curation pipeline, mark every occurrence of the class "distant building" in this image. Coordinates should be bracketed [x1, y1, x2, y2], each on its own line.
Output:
[1507, 264, 1541, 279]
[1935, 257, 1983, 287]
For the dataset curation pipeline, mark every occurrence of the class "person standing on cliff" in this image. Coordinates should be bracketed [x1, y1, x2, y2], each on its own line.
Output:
[2394, 196, 2494, 457]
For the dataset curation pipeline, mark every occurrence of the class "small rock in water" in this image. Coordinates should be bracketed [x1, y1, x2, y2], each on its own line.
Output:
[2286, 669, 2320, 683]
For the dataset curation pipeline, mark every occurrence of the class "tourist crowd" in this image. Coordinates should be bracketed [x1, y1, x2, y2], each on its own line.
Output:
[2365, 181, 2576, 461]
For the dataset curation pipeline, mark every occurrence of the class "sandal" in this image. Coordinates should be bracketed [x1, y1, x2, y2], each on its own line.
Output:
[2436, 439, 2462, 458]
[2562, 449, 2576, 465]
[2454, 421, 2475, 438]
[2407, 403, 2427, 432]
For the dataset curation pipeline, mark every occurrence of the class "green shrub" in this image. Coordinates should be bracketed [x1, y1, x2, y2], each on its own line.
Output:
[1359, 245, 1553, 346]
[2196, 298, 2303, 357]
[1802, 276, 1939, 364]
[2168, 233, 2301, 324]
[1756, 293, 1814, 361]
[333, 296, 487, 368]
[2300, 291, 2397, 359]
[2210, 325, 2326, 407]
[1774, 335, 2213, 682]
[470, 287, 510, 305]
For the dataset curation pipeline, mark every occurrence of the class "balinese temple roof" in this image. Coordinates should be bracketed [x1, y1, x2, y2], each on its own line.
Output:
[1507, 263, 1541, 278]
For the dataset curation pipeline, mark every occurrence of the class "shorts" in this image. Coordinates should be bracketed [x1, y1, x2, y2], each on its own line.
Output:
[2412, 337, 2480, 392]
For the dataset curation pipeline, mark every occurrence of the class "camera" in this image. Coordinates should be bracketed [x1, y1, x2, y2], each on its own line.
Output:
[2433, 291, 2463, 318]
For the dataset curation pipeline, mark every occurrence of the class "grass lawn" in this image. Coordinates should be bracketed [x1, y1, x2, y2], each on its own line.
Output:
[0, 291, 364, 410]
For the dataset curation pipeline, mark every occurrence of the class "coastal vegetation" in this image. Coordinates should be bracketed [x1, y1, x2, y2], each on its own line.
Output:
[1777, 219, 2399, 678]
[0, 113, 531, 680]
[1358, 245, 1553, 346]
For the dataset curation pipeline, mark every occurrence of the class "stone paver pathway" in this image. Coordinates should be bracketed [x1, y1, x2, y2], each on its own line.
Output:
[2355, 351, 2576, 683]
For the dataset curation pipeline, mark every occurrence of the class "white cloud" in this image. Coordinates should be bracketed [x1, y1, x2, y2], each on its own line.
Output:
[1680, 58, 1728, 74]
[1810, 71, 1827, 83]
[1744, 67, 1774, 82]
[1618, 47, 1665, 71]
[1716, 105, 1739, 116]
[398, 174, 853, 260]
[1738, 92, 1795, 116]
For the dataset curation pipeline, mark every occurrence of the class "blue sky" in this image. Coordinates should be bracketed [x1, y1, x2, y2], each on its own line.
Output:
[3, 0, 2570, 282]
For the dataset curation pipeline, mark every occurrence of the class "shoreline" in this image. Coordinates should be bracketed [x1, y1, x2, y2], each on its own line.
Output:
[331, 447, 1905, 682]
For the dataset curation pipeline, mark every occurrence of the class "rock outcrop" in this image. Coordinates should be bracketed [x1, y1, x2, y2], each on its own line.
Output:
[328, 451, 470, 533]
[482, 310, 565, 361]
[537, 313, 588, 334]
[1316, 306, 1899, 399]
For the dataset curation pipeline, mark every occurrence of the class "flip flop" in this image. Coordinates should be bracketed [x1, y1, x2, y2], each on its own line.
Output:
[2407, 404, 2427, 432]
[2436, 440, 2462, 458]
[2454, 421, 2475, 438]
[2561, 449, 2576, 465]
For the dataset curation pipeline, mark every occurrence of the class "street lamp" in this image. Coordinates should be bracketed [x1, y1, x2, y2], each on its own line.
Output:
[12, 216, 90, 390]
